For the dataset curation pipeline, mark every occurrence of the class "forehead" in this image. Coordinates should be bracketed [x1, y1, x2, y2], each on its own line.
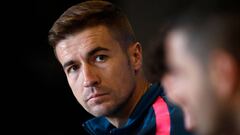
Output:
[166, 30, 202, 67]
[55, 25, 120, 63]
[166, 30, 190, 59]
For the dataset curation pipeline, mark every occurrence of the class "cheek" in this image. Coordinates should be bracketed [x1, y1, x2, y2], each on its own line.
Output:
[165, 74, 200, 107]
[163, 77, 192, 113]
[68, 77, 80, 93]
[67, 76, 85, 104]
[172, 78, 190, 103]
[162, 77, 182, 105]
[109, 70, 134, 96]
[106, 57, 134, 85]
[187, 74, 206, 102]
[107, 62, 135, 99]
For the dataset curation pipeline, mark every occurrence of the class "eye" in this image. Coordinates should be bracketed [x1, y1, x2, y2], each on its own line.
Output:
[67, 65, 80, 74]
[95, 55, 108, 62]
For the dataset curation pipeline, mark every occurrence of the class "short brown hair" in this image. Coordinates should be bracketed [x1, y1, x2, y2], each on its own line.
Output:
[48, 1, 136, 50]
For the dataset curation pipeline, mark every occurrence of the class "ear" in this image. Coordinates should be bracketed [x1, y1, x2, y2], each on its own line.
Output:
[128, 42, 142, 71]
[209, 50, 238, 100]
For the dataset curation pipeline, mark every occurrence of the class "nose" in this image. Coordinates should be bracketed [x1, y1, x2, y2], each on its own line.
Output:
[82, 64, 100, 87]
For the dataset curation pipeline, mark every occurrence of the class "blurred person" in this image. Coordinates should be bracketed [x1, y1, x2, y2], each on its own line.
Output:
[48, 1, 190, 135]
[144, 3, 240, 135]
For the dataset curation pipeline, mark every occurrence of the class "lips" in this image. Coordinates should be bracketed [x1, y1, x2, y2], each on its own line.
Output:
[86, 93, 108, 101]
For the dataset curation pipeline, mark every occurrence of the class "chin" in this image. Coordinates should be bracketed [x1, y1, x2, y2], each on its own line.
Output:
[88, 105, 115, 117]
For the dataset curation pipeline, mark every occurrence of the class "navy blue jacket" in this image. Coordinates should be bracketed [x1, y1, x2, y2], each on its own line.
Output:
[82, 83, 191, 135]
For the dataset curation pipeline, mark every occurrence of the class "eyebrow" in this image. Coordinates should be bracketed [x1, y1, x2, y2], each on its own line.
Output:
[87, 47, 109, 58]
[63, 60, 76, 70]
[62, 47, 109, 70]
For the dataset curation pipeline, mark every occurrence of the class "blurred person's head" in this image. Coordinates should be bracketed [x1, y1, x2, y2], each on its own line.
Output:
[48, 1, 147, 128]
[145, 2, 240, 135]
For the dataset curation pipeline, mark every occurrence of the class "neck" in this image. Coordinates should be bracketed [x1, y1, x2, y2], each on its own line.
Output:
[234, 91, 240, 134]
[220, 87, 240, 135]
[231, 84, 240, 134]
[106, 74, 149, 128]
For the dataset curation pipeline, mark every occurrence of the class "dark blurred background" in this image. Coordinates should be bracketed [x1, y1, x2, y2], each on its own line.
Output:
[7, 0, 192, 134]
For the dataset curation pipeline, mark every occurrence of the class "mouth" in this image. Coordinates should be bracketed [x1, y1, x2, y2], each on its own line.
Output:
[86, 93, 109, 102]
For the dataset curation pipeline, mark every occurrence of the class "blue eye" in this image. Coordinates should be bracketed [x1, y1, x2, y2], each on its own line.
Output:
[95, 55, 107, 62]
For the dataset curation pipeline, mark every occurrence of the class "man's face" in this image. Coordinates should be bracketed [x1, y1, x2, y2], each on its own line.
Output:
[163, 30, 218, 134]
[55, 25, 137, 117]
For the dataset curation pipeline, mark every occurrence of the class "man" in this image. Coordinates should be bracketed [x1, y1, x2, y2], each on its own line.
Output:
[144, 3, 240, 135]
[48, 1, 190, 135]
